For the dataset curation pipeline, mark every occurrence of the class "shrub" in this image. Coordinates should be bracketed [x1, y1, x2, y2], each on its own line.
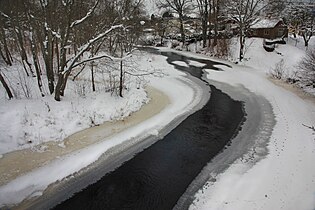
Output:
[299, 49, 315, 87]
[270, 59, 285, 80]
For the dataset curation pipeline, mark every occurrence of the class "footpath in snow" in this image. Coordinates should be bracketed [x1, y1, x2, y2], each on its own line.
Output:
[186, 38, 315, 210]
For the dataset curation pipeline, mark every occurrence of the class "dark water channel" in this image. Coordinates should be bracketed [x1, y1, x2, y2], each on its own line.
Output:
[52, 49, 244, 210]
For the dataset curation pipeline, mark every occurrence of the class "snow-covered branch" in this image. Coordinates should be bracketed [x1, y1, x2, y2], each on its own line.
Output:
[72, 53, 114, 69]
[72, 48, 135, 69]
[70, 0, 99, 28]
[63, 24, 124, 74]
[0, 11, 9, 19]
[125, 71, 157, 77]
[44, 23, 61, 39]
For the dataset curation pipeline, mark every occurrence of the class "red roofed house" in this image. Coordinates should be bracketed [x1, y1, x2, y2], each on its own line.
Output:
[249, 18, 288, 40]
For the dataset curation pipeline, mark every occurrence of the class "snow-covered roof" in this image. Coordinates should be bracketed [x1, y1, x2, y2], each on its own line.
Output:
[251, 19, 282, 29]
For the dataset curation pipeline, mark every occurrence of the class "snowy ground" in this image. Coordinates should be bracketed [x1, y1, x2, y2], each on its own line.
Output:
[1, 35, 315, 209]
[184, 37, 315, 210]
[0, 53, 154, 155]
[229, 35, 315, 96]
[0, 49, 207, 207]
[0, 88, 148, 155]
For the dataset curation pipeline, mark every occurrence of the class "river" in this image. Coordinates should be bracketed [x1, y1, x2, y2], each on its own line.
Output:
[45, 49, 247, 210]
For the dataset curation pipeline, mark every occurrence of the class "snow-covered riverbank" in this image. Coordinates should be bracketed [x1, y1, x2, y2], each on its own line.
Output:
[190, 60, 315, 210]
[184, 39, 315, 209]
[1, 41, 315, 209]
[0, 50, 208, 208]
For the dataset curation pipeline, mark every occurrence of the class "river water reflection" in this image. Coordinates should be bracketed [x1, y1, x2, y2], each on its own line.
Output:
[53, 49, 244, 210]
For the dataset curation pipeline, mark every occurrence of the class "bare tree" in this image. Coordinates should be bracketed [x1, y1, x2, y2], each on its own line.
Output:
[265, 0, 286, 17]
[210, 0, 219, 47]
[299, 49, 315, 86]
[38, 0, 56, 94]
[0, 0, 147, 101]
[158, 0, 193, 43]
[0, 14, 13, 66]
[0, 5, 35, 77]
[284, 1, 315, 47]
[297, 6, 314, 47]
[195, 0, 208, 47]
[225, 0, 266, 61]
[0, 69, 13, 99]
[23, 2, 45, 97]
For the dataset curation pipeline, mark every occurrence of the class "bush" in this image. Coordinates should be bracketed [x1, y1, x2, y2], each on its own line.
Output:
[270, 59, 285, 80]
[299, 49, 315, 87]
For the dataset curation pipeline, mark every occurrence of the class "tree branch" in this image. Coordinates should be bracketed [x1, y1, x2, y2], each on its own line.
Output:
[70, 0, 99, 28]
[62, 24, 124, 74]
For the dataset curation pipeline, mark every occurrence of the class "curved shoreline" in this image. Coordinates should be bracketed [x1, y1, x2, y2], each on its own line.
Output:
[2, 74, 208, 209]
[2, 48, 275, 210]
[269, 77, 315, 105]
[0, 86, 169, 187]
[176, 80, 275, 209]
[26, 74, 245, 210]
[38, 49, 247, 209]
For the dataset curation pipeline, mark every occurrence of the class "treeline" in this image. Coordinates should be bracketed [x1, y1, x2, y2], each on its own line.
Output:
[0, 0, 146, 100]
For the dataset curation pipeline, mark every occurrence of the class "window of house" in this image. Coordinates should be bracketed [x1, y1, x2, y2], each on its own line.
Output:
[278, 28, 284, 36]
[264, 30, 269, 35]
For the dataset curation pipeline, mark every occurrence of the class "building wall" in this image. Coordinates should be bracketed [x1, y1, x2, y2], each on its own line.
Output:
[249, 26, 288, 40]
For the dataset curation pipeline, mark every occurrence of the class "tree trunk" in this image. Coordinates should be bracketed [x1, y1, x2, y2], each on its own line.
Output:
[208, 1, 212, 47]
[202, 1, 208, 48]
[46, 32, 55, 94]
[40, 27, 54, 94]
[25, 6, 45, 97]
[302, 18, 313, 48]
[30, 32, 45, 97]
[90, 46, 96, 92]
[239, 31, 245, 61]
[212, 0, 218, 47]
[179, 14, 185, 44]
[55, 40, 60, 74]
[14, 24, 34, 77]
[54, 73, 64, 101]
[119, 42, 124, 97]
[303, 36, 309, 47]
[0, 70, 13, 99]
[59, 71, 71, 97]
[91, 63, 95, 92]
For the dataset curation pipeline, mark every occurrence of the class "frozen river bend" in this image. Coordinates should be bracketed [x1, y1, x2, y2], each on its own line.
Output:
[22, 49, 273, 210]
[1, 48, 314, 210]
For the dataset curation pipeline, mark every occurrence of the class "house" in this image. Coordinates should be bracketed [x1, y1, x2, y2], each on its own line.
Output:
[249, 18, 288, 40]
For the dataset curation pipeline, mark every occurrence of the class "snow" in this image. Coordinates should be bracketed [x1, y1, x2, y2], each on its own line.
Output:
[190, 63, 315, 210]
[143, 0, 161, 16]
[1, 32, 315, 209]
[64, 24, 124, 74]
[185, 38, 315, 210]
[0, 49, 205, 207]
[0, 86, 148, 155]
[251, 18, 281, 29]
[229, 36, 315, 95]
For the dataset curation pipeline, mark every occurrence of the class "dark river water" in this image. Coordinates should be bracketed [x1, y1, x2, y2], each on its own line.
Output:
[52, 49, 244, 210]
